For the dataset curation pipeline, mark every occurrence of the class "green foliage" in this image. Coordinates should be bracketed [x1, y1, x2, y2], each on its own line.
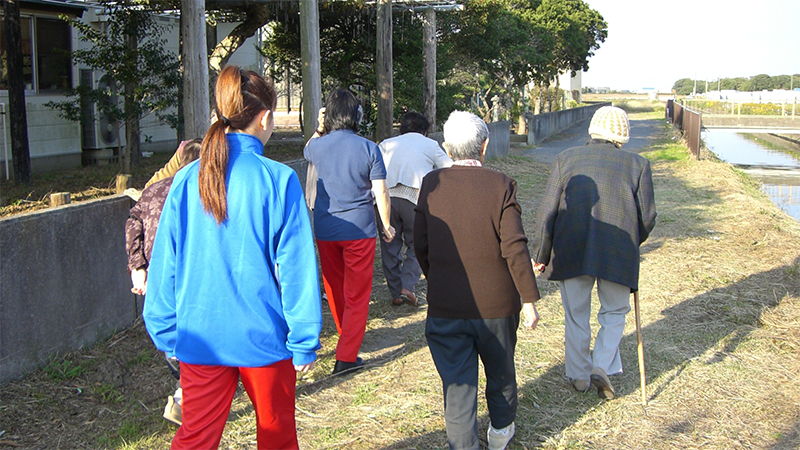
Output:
[260, 0, 605, 125]
[45, 0, 180, 153]
[673, 73, 800, 94]
[44, 356, 89, 381]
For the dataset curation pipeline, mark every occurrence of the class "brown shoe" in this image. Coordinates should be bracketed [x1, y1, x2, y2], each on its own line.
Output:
[590, 367, 615, 400]
[391, 298, 404, 306]
[400, 289, 418, 307]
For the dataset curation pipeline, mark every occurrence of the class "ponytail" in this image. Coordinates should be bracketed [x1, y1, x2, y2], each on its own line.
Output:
[198, 65, 278, 225]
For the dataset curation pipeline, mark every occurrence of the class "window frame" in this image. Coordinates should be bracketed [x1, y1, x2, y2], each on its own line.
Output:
[1, 11, 73, 95]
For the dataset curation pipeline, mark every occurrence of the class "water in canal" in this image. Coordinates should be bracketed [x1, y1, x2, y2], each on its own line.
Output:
[703, 130, 800, 221]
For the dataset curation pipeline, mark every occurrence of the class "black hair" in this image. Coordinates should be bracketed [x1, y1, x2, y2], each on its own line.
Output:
[322, 89, 361, 133]
[399, 112, 430, 135]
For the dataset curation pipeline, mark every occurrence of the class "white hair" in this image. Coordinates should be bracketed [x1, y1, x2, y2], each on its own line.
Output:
[442, 111, 489, 161]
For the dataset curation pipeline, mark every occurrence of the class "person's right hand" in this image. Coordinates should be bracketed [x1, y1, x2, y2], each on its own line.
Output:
[131, 269, 147, 295]
[533, 262, 546, 272]
[315, 107, 326, 134]
[295, 360, 316, 373]
[382, 225, 396, 242]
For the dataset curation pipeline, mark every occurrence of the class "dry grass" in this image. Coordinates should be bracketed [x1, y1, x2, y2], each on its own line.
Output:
[2, 123, 800, 449]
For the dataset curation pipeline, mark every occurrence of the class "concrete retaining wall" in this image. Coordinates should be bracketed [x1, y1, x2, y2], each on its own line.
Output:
[428, 120, 511, 161]
[0, 158, 309, 386]
[524, 103, 610, 145]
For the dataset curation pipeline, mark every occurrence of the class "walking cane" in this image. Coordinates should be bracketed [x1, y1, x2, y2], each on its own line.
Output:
[634, 290, 647, 406]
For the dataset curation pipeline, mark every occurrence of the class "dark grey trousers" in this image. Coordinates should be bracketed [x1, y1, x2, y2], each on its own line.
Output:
[378, 197, 422, 299]
[425, 315, 519, 450]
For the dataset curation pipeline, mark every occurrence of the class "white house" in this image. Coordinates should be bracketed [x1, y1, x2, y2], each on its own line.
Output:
[0, 0, 266, 177]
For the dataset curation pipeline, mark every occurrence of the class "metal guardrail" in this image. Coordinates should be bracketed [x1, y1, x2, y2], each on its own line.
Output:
[666, 100, 701, 160]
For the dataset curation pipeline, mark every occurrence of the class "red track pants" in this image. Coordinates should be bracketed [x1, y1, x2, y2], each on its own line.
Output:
[316, 238, 375, 362]
[171, 359, 298, 450]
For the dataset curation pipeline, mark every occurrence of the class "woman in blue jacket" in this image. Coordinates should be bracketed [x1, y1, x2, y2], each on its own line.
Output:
[144, 65, 322, 450]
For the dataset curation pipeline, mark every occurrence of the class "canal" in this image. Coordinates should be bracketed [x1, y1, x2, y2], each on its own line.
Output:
[703, 130, 800, 221]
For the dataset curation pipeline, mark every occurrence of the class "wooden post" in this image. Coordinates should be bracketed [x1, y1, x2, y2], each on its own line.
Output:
[116, 174, 131, 194]
[181, 0, 210, 140]
[376, 0, 393, 143]
[300, 0, 322, 143]
[422, 7, 436, 131]
[49, 192, 71, 206]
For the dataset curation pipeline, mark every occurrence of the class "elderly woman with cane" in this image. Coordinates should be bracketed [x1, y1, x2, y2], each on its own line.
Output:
[532, 106, 656, 401]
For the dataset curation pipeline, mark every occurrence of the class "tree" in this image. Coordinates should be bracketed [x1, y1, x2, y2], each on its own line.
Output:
[439, 0, 554, 119]
[3, 0, 31, 184]
[46, 0, 180, 174]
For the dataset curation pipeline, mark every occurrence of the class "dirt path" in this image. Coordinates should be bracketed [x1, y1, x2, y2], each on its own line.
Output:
[523, 118, 665, 165]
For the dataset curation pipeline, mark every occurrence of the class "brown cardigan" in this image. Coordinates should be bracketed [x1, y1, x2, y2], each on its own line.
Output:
[414, 166, 540, 320]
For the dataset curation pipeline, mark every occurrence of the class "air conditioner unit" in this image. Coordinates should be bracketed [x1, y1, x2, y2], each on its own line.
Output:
[80, 69, 125, 150]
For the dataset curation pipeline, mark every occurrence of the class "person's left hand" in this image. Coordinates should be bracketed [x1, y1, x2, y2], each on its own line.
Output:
[123, 188, 142, 202]
[131, 268, 147, 295]
[521, 302, 540, 330]
[295, 360, 316, 373]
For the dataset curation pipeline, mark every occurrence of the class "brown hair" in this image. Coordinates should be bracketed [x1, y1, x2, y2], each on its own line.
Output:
[198, 65, 277, 224]
[179, 138, 202, 169]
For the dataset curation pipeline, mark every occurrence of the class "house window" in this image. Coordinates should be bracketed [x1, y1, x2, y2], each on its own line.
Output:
[35, 17, 71, 91]
[0, 15, 72, 93]
[0, 16, 33, 91]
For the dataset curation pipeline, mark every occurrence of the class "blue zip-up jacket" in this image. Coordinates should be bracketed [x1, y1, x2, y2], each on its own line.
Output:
[143, 133, 322, 367]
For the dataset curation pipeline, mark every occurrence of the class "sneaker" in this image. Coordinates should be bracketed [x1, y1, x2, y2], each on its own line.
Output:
[487, 421, 515, 450]
[163, 395, 182, 426]
[590, 367, 616, 400]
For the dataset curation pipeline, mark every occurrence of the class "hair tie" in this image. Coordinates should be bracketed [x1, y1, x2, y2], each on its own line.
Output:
[219, 115, 231, 126]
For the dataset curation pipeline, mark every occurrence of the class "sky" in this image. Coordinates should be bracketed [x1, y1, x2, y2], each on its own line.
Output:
[580, 0, 799, 92]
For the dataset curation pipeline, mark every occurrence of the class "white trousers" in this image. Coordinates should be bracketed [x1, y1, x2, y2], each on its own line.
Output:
[560, 275, 631, 381]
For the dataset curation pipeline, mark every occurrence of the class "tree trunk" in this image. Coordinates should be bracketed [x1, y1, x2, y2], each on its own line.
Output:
[182, 0, 210, 140]
[3, 0, 31, 185]
[124, 28, 138, 172]
[421, 7, 436, 131]
[375, 0, 393, 142]
[208, 4, 271, 82]
[299, 0, 321, 143]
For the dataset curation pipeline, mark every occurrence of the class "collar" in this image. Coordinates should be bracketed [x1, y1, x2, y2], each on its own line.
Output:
[452, 159, 482, 167]
[226, 132, 264, 154]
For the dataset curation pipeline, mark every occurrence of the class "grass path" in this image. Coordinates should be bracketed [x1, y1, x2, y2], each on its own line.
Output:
[2, 121, 799, 449]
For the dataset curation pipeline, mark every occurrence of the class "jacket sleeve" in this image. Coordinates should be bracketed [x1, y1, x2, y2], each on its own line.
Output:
[533, 157, 563, 265]
[142, 189, 179, 358]
[636, 159, 657, 244]
[125, 202, 147, 273]
[433, 145, 454, 169]
[413, 178, 430, 276]
[275, 172, 322, 366]
[145, 144, 184, 188]
[498, 178, 540, 303]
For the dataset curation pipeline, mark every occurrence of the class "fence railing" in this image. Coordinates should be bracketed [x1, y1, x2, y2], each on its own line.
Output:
[682, 98, 798, 117]
[666, 100, 701, 159]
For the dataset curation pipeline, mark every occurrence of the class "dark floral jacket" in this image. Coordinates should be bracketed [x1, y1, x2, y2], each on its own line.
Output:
[125, 177, 175, 273]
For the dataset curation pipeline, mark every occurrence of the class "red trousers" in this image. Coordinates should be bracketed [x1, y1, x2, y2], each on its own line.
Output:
[316, 238, 375, 362]
[171, 359, 298, 450]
